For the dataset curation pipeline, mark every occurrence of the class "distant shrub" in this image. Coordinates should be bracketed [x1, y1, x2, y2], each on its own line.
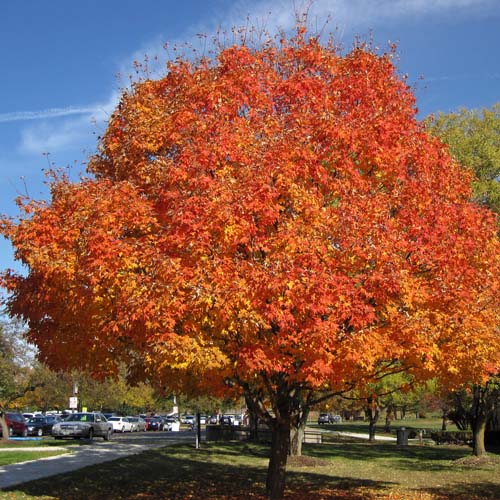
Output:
[430, 431, 473, 445]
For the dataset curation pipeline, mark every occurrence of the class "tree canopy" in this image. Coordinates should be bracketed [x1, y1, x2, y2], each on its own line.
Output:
[426, 103, 500, 218]
[2, 30, 500, 498]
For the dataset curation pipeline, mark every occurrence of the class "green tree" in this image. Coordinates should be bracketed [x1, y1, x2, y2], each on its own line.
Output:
[0, 318, 41, 439]
[426, 103, 500, 218]
[427, 103, 500, 456]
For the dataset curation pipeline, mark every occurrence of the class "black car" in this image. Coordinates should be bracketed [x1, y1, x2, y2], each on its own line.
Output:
[153, 416, 165, 430]
[220, 415, 233, 426]
[26, 415, 61, 437]
[144, 417, 160, 431]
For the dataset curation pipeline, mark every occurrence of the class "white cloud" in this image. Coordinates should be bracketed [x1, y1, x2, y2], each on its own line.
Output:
[211, 0, 497, 36]
[20, 117, 94, 154]
[116, 0, 497, 81]
[17, 92, 120, 155]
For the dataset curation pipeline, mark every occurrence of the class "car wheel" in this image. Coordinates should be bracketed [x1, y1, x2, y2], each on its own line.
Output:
[37, 428, 43, 437]
[103, 428, 112, 441]
[8, 427, 13, 437]
[87, 428, 94, 441]
[22, 428, 28, 438]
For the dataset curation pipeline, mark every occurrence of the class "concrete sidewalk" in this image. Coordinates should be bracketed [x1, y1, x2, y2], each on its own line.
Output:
[0, 439, 174, 490]
[334, 431, 397, 441]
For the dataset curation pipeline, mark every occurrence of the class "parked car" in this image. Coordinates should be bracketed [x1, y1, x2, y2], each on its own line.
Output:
[208, 415, 219, 424]
[51, 412, 112, 440]
[144, 417, 160, 431]
[0, 412, 28, 437]
[108, 416, 133, 433]
[26, 415, 61, 437]
[152, 416, 165, 430]
[183, 415, 195, 426]
[127, 417, 146, 432]
[220, 415, 234, 426]
[317, 412, 330, 424]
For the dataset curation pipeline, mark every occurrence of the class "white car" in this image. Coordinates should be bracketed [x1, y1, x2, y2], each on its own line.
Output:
[108, 416, 133, 433]
[184, 415, 195, 426]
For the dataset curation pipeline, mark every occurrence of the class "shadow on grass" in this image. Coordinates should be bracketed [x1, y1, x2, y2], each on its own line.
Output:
[306, 441, 470, 466]
[4, 443, 392, 500]
[4, 441, 500, 499]
[426, 480, 500, 500]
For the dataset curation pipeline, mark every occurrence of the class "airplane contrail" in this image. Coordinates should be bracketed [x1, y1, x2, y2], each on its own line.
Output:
[0, 106, 97, 123]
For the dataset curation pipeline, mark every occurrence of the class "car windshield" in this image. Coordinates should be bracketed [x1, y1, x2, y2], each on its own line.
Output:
[66, 413, 95, 422]
[108, 417, 120, 421]
[28, 417, 45, 423]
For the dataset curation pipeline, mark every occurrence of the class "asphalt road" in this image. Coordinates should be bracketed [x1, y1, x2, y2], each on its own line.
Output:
[0, 430, 199, 490]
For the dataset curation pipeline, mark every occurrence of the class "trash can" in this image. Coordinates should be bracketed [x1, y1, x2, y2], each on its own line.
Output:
[396, 428, 409, 446]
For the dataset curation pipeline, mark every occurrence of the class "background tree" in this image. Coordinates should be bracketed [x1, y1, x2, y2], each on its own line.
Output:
[427, 103, 500, 456]
[17, 364, 69, 412]
[2, 28, 500, 498]
[426, 103, 500, 219]
[0, 318, 40, 439]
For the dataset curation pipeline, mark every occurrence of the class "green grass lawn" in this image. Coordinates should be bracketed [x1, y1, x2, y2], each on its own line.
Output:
[0, 449, 68, 466]
[311, 416, 458, 437]
[0, 438, 78, 448]
[0, 437, 499, 500]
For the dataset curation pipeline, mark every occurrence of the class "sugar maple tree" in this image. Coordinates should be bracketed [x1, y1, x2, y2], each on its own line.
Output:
[2, 29, 500, 498]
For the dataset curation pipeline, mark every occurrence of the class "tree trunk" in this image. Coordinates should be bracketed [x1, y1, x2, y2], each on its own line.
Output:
[266, 417, 290, 500]
[366, 397, 379, 442]
[384, 406, 393, 433]
[244, 393, 261, 442]
[0, 413, 10, 442]
[441, 410, 447, 431]
[472, 414, 488, 456]
[470, 384, 492, 457]
[289, 421, 305, 456]
[368, 418, 378, 442]
[289, 407, 309, 456]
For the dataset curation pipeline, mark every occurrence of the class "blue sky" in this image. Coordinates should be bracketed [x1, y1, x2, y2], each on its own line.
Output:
[1, 0, 500, 275]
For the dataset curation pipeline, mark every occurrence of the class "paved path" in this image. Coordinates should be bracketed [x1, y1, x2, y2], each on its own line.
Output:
[334, 431, 397, 441]
[0, 431, 197, 490]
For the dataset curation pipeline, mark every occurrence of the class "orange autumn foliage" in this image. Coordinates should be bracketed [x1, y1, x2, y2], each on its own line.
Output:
[2, 32, 500, 401]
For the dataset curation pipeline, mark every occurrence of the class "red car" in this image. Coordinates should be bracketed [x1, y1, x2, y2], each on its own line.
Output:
[1, 412, 28, 437]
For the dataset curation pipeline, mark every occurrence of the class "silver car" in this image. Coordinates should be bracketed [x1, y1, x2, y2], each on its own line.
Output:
[126, 416, 146, 432]
[52, 412, 113, 441]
